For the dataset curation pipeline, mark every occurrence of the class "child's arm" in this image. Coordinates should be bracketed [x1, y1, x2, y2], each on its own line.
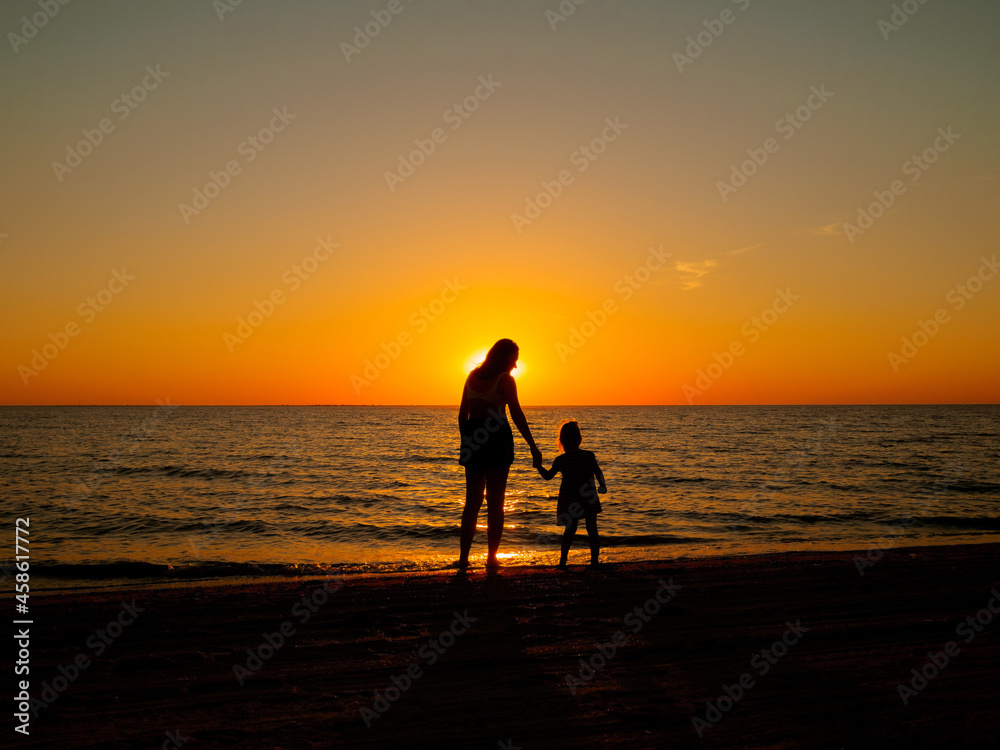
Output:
[593, 455, 607, 493]
[536, 454, 560, 481]
[536, 463, 557, 480]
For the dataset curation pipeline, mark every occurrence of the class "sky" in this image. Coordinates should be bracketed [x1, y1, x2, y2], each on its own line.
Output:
[2, 0, 998, 405]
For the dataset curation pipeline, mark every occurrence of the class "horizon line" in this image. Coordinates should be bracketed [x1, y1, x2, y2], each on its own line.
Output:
[2, 402, 997, 408]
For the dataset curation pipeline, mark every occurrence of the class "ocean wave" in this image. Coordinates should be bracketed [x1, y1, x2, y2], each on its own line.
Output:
[500, 529, 707, 547]
[768, 512, 869, 525]
[915, 516, 1000, 531]
[29, 560, 367, 582]
[96, 463, 281, 481]
[63, 515, 282, 538]
[599, 533, 708, 547]
[943, 481, 1000, 494]
[177, 518, 277, 534]
[647, 475, 713, 485]
[272, 502, 313, 512]
[404, 453, 452, 463]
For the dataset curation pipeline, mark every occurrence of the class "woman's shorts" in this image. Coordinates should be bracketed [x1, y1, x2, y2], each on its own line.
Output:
[459, 417, 514, 469]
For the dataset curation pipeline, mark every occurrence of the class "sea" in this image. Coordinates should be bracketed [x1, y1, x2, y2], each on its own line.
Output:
[2, 405, 998, 590]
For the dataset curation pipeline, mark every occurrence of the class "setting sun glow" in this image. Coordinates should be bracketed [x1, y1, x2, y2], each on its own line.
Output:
[463, 350, 488, 374]
[462, 349, 524, 378]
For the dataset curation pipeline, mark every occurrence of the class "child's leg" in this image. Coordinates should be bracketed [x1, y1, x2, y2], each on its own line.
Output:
[585, 515, 600, 565]
[560, 519, 579, 566]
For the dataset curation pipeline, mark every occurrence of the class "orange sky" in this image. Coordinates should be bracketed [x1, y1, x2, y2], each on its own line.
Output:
[2, 0, 998, 405]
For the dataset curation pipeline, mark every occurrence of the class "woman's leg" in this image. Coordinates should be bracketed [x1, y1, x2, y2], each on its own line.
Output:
[585, 515, 600, 565]
[560, 518, 579, 567]
[484, 465, 509, 566]
[459, 468, 487, 565]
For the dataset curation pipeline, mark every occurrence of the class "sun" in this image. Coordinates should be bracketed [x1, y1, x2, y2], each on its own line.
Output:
[463, 349, 488, 373]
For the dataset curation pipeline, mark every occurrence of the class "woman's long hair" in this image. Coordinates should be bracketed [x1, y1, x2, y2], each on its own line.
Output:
[474, 338, 518, 380]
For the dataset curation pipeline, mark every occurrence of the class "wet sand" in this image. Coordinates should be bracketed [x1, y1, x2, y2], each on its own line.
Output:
[19, 542, 1000, 749]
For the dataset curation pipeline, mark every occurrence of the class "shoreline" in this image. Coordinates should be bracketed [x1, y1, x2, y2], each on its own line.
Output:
[26, 535, 1000, 594]
[20, 541, 1000, 748]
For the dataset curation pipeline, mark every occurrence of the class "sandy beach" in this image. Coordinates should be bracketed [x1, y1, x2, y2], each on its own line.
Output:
[18, 542, 1000, 749]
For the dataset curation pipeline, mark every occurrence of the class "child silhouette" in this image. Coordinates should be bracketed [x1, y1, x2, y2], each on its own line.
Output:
[535, 420, 607, 568]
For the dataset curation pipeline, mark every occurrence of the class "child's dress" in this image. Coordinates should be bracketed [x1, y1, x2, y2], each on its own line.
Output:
[551, 449, 602, 525]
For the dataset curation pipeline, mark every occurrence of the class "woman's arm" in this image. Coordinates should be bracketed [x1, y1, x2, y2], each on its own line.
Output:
[458, 377, 469, 433]
[503, 374, 541, 463]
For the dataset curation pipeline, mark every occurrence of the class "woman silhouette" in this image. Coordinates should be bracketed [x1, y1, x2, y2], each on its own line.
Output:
[457, 338, 542, 571]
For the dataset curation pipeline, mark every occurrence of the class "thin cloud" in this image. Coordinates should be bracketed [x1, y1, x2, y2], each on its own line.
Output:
[675, 259, 719, 290]
[811, 222, 843, 236]
[726, 243, 761, 256]
[672, 244, 757, 290]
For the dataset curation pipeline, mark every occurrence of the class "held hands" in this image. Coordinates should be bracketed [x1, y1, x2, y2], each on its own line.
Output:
[530, 445, 543, 469]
